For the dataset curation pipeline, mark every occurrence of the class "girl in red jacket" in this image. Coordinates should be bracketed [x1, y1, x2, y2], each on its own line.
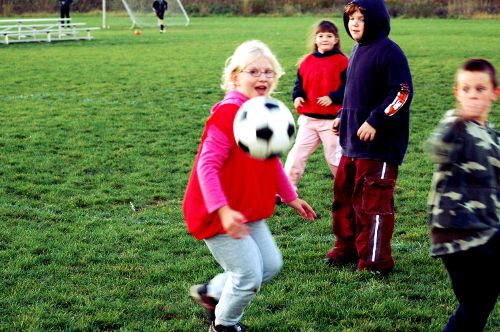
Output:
[183, 40, 316, 332]
[284, 20, 348, 191]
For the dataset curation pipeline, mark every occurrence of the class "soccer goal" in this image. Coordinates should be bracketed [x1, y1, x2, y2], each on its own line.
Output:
[102, 0, 189, 29]
[122, 0, 189, 28]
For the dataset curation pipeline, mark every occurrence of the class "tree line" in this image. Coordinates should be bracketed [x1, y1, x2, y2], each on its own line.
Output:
[1, 0, 498, 17]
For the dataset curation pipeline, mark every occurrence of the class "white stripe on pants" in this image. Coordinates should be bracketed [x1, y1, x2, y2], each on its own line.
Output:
[204, 220, 283, 326]
[370, 162, 387, 263]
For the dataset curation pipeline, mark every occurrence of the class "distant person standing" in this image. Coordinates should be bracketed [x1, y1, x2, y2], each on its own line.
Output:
[152, 0, 168, 33]
[58, 0, 72, 27]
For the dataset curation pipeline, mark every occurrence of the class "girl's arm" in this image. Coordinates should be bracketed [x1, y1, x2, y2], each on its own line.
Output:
[292, 70, 306, 102]
[287, 198, 316, 221]
[197, 125, 231, 213]
[198, 124, 251, 239]
[276, 159, 297, 203]
[217, 205, 250, 239]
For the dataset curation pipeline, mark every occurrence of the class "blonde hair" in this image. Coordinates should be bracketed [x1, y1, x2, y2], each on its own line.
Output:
[221, 40, 284, 93]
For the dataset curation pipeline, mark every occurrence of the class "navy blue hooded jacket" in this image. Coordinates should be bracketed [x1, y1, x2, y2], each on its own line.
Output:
[339, 0, 413, 165]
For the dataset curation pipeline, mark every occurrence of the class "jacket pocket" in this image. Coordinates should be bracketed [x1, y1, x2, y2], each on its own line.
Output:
[361, 177, 396, 215]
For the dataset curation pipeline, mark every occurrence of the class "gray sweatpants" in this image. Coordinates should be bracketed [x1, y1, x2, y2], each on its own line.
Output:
[204, 220, 283, 326]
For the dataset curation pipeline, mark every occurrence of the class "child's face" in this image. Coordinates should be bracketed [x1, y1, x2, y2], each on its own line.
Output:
[455, 70, 499, 125]
[234, 57, 276, 99]
[315, 31, 337, 53]
[348, 10, 365, 42]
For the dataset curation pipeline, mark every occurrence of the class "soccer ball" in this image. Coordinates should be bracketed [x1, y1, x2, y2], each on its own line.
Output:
[134, 30, 141, 35]
[233, 96, 296, 160]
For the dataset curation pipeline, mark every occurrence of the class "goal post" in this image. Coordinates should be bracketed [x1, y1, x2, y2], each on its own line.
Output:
[102, 0, 189, 29]
[102, 0, 106, 28]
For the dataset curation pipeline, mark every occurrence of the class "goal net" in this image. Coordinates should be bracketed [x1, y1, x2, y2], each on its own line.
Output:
[121, 0, 189, 28]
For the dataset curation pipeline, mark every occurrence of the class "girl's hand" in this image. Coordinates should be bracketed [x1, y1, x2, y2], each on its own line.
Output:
[332, 118, 341, 135]
[357, 121, 376, 141]
[286, 198, 316, 221]
[317, 96, 332, 107]
[294, 97, 305, 109]
[218, 205, 250, 239]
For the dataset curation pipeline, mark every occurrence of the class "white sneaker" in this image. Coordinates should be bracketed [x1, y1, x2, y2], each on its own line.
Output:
[209, 321, 245, 332]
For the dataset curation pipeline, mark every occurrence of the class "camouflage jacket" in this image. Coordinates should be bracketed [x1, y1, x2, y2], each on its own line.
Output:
[427, 109, 500, 257]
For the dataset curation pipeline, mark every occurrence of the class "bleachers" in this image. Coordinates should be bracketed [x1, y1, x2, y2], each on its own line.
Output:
[0, 18, 99, 45]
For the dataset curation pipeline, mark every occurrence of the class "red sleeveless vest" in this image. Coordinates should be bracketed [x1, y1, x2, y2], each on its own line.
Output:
[183, 98, 279, 240]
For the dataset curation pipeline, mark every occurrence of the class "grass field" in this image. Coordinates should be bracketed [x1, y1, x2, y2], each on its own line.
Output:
[1, 14, 499, 331]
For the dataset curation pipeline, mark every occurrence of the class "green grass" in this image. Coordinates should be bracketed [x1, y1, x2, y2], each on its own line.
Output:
[1, 14, 499, 331]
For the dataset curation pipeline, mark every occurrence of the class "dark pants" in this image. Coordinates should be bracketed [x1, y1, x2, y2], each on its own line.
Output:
[328, 156, 398, 271]
[441, 232, 500, 332]
[155, 9, 165, 20]
[60, 4, 70, 26]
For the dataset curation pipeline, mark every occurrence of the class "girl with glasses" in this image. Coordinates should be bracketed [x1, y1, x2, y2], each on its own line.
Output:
[183, 40, 316, 332]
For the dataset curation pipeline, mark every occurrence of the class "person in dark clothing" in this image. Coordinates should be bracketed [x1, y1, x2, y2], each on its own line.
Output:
[325, 0, 413, 274]
[152, 0, 168, 33]
[59, 0, 72, 27]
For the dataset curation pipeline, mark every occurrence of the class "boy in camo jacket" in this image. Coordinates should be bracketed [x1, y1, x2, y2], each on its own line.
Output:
[427, 58, 500, 332]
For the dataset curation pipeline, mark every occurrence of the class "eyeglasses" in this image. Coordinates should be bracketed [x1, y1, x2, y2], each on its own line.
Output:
[240, 68, 276, 78]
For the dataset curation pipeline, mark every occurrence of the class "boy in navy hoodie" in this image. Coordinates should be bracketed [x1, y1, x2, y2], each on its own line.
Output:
[326, 0, 413, 274]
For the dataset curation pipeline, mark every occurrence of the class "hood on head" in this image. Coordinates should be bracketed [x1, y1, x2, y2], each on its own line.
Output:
[343, 0, 390, 44]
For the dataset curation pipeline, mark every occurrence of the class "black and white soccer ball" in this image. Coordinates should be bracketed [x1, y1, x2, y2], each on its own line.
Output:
[233, 96, 296, 160]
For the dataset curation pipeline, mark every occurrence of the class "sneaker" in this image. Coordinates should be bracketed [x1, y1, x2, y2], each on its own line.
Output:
[160, 29, 166, 33]
[190, 284, 218, 321]
[209, 321, 246, 332]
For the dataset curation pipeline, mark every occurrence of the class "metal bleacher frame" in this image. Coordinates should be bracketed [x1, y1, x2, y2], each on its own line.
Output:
[0, 18, 99, 45]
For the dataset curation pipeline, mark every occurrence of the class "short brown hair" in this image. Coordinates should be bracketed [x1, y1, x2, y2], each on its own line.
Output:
[458, 58, 498, 89]
[344, 2, 365, 16]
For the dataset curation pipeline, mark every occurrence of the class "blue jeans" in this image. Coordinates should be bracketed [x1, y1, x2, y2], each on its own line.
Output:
[441, 231, 500, 332]
[204, 220, 283, 326]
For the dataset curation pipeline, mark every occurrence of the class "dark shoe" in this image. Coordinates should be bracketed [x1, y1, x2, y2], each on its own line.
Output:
[209, 321, 246, 332]
[325, 256, 358, 267]
[190, 284, 218, 321]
